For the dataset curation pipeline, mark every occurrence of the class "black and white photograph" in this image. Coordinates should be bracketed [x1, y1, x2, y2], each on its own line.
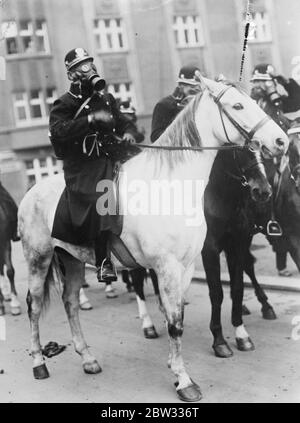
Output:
[0, 0, 300, 406]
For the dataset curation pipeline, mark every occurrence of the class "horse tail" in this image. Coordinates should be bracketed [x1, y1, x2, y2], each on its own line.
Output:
[41, 251, 63, 313]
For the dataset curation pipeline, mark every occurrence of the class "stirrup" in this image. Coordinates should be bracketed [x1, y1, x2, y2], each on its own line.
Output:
[97, 259, 117, 283]
[266, 220, 282, 237]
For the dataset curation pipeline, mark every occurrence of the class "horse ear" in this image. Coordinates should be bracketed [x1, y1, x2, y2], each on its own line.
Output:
[194, 70, 207, 91]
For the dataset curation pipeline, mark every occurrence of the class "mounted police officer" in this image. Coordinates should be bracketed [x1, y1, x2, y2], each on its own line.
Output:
[49, 48, 138, 283]
[250, 63, 300, 277]
[250, 63, 300, 119]
[151, 65, 202, 142]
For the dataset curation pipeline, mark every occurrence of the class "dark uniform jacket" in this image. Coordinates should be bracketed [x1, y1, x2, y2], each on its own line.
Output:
[49, 84, 137, 245]
[151, 88, 185, 142]
[275, 76, 300, 114]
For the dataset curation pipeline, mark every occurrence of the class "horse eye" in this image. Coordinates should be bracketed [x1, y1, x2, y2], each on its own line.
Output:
[233, 103, 244, 110]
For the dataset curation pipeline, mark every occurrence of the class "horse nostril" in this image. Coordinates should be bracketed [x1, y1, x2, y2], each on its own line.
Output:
[275, 138, 285, 149]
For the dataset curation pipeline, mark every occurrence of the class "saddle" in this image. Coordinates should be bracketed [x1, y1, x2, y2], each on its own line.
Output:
[52, 163, 141, 269]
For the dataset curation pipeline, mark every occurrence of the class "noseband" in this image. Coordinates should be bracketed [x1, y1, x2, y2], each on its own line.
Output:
[225, 149, 264, 188]
[212, 85, 272, 150]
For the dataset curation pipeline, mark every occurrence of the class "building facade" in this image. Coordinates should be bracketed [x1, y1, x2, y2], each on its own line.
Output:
[0, 0, 300, 197]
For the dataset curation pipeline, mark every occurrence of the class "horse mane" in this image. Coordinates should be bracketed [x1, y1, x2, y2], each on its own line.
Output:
[145, 92, 203, 171]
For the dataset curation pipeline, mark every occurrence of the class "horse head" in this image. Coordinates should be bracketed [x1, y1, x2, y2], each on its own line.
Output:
[195, 77, 289, 158]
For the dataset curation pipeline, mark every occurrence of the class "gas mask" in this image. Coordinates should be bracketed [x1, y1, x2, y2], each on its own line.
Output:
[251, 80, 282, 107]
[68, 61, 106, 92]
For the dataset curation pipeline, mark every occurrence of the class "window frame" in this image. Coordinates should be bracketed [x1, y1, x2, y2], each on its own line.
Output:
[93, 17, 128, 53]
[1, 19, 51, 56]
[107, 82, 136, 107]
[173, 15, 205, 48]
[246, 11, 272, 43]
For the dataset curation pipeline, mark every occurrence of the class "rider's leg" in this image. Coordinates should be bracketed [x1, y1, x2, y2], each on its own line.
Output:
[95, 231, 117, 282]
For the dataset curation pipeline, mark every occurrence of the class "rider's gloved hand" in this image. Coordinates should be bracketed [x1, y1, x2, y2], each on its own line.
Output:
[88, 110, 114, 131]
[122, 132, 135, 146]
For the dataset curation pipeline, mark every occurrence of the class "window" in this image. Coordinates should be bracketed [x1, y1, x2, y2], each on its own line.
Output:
[35, 20, 50, 53]
[13, 92, 30, 123]
[107, 82, 136, 106]
[13, 88, 56, 126]
[25, 156, 62, 186]
[1, 19, 50, 55]
[45, 88, 57, 114]
[94, 18, 127, 52]
[173, 15, 204, 48]
[246, 12, 272, 42]
[19, 20, 34, 53]
[1, 21, 19, 54]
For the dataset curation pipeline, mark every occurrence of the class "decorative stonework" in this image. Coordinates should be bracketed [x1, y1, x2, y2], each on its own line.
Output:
[94, 0, 119, 16]
[173, 0, 197, 15]
[101, 56, 129, 82]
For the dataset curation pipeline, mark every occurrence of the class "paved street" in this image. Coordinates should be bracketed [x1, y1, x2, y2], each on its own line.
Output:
[0, 241, 299, 403]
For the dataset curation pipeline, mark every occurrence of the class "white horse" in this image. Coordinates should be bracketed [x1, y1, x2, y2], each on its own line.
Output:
[18, 78, 288, 402]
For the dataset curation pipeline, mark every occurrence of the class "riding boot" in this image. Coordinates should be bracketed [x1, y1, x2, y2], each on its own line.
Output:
[95, 231, 117, 283]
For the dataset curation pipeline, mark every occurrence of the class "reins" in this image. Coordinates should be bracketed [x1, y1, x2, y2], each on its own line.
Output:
[127, 142, 246, 152]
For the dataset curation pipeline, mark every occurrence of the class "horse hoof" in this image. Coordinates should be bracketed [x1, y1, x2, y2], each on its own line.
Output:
[262, 306, 277, 320]
[106, 290, 118, 299]
[126, 285, 134, 293]
[83, 360, 102, 374]
[213, 343, 233, 358]
[11, 306, 21, 316]
[143, 326, 159, 339]
[80, 301, 93, 311]
[82, 281, 90, 288]
[4, 296, 11, 302]
[236, 337, 255, 352]
[242, 304, 251, 315]
[33, 363, 50, 379]
[176, 382, 202, 402]
[0, 306, 5, 316]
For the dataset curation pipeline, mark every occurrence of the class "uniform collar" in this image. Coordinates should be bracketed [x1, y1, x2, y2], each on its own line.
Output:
[68, 82, 93, 100]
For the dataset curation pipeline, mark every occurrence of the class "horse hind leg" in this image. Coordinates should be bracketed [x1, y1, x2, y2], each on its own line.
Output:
[157, 259, 201, 402]
[244, 249, 276, 320]
[59, 251, 101, 375]
[4, 241, 21, 315]
[131, 268, 158, 339]
[26, 252, 53, 379]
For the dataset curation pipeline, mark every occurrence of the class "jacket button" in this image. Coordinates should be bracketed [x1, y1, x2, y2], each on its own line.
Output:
[106, 101, 109, 105]
[85, 105, 90, 109]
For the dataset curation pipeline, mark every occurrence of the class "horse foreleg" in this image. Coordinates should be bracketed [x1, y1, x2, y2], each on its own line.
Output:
[244, 249, 276, 320]
[157, 260, 201, 402]
[59, 252, 101, 375]
[202, 237, 232, 358]
[226, 245, 255, 352]
[4, 242, 21, 315]
[131, 268, 158, 339]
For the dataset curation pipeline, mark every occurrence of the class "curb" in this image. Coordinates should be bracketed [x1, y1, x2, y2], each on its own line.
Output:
[193, 270, 300, 293]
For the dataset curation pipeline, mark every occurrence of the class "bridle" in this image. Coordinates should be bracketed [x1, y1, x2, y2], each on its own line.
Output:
[224, 149, 265, 188]
[212, 85, 272, 152]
